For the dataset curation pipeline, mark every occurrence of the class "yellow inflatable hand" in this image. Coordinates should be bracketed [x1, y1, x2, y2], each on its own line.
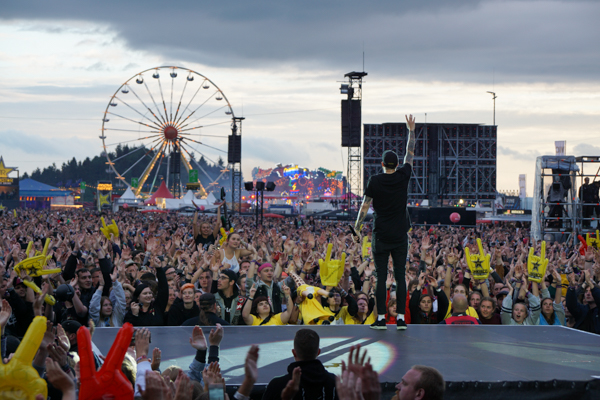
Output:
[464, 238, 491, 280]
[14, 239, 60, 278]
[527, 241, 549, 283]
[100, 217, 119, 240]
[219, 227, 234, 248]
[362, 236, 371, 259]
[586, 230, 600, 251]
[0, 316, 48, 399]
[318, 243, 346, 287]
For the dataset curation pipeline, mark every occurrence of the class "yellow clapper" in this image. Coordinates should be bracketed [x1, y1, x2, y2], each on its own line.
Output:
[318, 243, 346, 287]
[14, 239, 60, 305]
[527, 241, 549, 283]
[464, 238, 491, 281]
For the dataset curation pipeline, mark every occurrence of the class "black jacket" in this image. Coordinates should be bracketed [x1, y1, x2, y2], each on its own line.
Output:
[123, 267, 169, 326]
[167, 298, 200, 326]
[262, 359, 338, 400]
[181, 311, 230, 326]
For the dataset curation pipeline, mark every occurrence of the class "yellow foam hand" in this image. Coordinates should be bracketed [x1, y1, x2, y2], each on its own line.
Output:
[14, 239, 59, 278]
[219, 227, 234, 248]
[586, 230, 600, 251]
[464, 238, 491, 280]
[527, 241, 549, 283]
[100, 217, 119, 240]
[362, 236, 371, 258]
[22, 280, 56, 306]
[318, 243, 346, 287]
[0, 316, 48, 399]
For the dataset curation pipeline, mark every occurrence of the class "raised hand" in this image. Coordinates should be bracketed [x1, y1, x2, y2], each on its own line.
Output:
[281, 367, 301, 400]
[189, 326, 207, 351]
[244, 345, 259, 384]
[209, 323, 224, 346]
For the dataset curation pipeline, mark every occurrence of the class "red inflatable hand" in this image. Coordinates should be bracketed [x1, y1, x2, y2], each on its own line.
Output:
[78, 323, 134, 400]
[578, 235, 588, 256]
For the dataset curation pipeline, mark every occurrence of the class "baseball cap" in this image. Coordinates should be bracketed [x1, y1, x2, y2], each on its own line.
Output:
[221, 270, 237, 282]
[62, 320, 83, 334]
[199, 293, 216, 306]
[382, 150, 399, 169]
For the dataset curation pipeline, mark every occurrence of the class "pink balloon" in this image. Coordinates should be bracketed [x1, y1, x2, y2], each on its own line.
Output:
[450, 212, 461, 223]
[200, 205, 205, 211]
[122, 203, 129, 209]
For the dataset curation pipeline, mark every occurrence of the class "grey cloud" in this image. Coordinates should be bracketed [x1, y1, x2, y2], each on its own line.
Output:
[0, 130, 64, 154]
[2, 1, 599, 83]
[498, 145, 542, 160]
[573, 143, 600, 155]
[243, 136, 311, 165]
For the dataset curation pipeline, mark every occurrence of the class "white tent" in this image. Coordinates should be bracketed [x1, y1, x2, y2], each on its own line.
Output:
[159, 190, 219, 210]
[114, 187, 143, 211]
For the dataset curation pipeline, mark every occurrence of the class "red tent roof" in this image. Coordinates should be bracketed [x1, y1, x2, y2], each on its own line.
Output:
[144, 181, 174, 205]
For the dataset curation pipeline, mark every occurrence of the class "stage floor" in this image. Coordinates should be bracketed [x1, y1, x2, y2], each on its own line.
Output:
[92, 325, 600, 386]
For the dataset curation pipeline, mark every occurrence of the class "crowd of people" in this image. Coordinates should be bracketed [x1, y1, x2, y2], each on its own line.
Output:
[0, 206, 598, 398]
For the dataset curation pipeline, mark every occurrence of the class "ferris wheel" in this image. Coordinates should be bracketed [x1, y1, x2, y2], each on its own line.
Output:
[100, 66, 236, 196]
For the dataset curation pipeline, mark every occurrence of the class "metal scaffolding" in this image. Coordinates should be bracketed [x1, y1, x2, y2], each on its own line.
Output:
[364, 123, 497, 205]
[342, 71, 367, 212]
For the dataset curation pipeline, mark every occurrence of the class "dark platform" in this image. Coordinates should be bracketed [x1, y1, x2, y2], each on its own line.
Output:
[93, 325, 600, 399]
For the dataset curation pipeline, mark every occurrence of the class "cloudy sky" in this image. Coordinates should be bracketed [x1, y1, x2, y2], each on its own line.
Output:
[1, 0, 599, 196]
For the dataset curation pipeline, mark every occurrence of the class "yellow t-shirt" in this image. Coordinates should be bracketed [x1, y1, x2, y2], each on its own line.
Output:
[250, 313, 285, 326]
[341, 308, 377, 325]
[444, 303, 478, 320]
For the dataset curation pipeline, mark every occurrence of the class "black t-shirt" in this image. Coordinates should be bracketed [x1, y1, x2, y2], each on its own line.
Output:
[364, 163, 412, 243]
[195, 233, 216, 250]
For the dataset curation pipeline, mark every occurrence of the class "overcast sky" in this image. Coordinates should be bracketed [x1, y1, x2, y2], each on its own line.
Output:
[1, 0, 599, 196]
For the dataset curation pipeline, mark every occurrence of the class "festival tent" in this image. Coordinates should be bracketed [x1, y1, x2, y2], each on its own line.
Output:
[161, 190, 196, 210]
[144, 181, 174, 206]
[115, 187, 143, 209]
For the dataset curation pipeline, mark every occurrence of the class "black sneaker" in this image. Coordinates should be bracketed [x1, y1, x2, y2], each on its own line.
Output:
[397, 319, 407, 331]
[370, 319, 387, 330]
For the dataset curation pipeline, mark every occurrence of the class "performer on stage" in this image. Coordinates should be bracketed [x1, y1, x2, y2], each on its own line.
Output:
[354, 114, 416, 330]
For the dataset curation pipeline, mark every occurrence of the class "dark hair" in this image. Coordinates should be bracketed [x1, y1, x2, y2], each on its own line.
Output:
[90, 267, 101, 275]
[250, 296, 273, 318]
[76, 268, 90, 277]
[419, 293, 434, 317]
[480, 296, 496, 310]
[411, 365, 445, 400]
[453, 283, 469, 296]
[294, 329, 320, 361]
[541, 297, 556, 324]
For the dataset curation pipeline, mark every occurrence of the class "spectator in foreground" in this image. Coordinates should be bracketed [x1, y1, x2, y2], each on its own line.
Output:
[391, 365, 445, 400]
[262, 328, 338, 400]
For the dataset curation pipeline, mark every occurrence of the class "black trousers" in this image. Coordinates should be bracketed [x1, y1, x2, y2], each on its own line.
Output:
[372, 235, 408, 316]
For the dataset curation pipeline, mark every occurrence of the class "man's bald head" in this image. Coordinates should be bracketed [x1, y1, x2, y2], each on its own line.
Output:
[452, 294, 468, 314]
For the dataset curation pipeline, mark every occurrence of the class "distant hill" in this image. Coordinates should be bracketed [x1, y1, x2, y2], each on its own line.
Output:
[23, 144, 232, 201]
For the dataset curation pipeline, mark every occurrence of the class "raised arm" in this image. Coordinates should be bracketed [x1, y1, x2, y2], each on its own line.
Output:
[213, 204, 222, 238]
[193, 211, 200, 239]
[404, 114, 416, 166]
[354, 196, 372, 233]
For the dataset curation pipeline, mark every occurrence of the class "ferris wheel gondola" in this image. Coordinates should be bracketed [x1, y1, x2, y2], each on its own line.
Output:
[101, 66, 236, 197]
